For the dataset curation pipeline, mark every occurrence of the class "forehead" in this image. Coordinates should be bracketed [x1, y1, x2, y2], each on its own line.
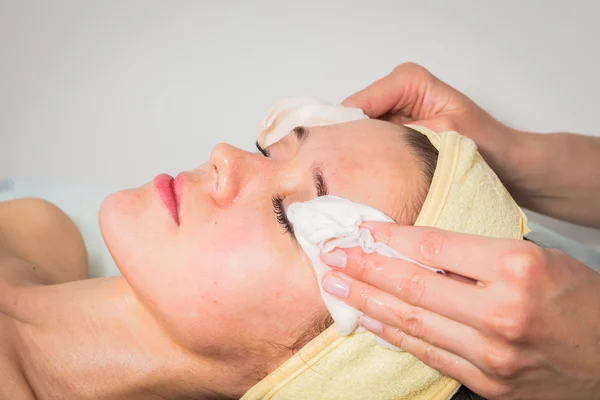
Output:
[300, 120, 425, 222]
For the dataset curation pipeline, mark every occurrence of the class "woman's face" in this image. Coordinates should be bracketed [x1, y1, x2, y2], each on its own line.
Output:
[99, 119, 424, 364]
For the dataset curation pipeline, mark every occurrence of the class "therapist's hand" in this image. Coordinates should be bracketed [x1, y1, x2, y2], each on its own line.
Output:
[343, 63, 525, 198]
[320, 223, 600, 400]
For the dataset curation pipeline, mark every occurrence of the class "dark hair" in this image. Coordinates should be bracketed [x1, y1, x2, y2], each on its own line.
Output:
[403, 127, 438, 180]
[453, 384, 487, 400]
[403, 125, 439, 212]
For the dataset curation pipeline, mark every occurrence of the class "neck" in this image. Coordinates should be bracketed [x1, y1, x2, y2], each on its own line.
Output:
[14, 277, 245, 399]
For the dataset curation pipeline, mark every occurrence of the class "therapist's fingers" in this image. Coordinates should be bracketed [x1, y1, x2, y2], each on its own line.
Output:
[341, 62, 435, 119]
[322, 270, 491, 371]
[323, 248, 489, 330]
[359, 222, 513, 282]
[365, 317, 503, 397]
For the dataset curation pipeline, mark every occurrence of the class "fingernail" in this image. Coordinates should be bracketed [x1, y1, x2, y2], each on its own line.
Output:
[322, 275, 349, 298]
[321, 249, 347, 269]
[359, 315, 383, 334]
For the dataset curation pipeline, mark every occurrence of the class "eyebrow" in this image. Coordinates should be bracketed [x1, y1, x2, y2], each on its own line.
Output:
[255, 125, 310, 156]
[293, 125, 309, 143]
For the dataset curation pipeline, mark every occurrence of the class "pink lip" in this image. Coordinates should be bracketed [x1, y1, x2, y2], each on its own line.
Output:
[154, 173, 179, 225]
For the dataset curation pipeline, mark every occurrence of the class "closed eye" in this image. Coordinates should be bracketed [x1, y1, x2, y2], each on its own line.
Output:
[313, 167, 328, 197]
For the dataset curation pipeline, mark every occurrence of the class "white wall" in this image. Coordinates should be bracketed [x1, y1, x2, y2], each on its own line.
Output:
[1, 0, 599, 248]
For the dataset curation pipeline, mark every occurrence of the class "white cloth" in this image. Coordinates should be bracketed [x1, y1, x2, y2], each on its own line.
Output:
[287, 195, 442, 348]
[257, 96, 368, 147]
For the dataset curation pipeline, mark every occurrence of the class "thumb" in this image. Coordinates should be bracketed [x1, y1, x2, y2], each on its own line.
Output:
[341, 72, 404, 118]
[342, 62, 434, 119]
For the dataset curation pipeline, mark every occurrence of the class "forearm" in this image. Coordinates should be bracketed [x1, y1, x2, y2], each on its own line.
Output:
[513, 131, 600, 228]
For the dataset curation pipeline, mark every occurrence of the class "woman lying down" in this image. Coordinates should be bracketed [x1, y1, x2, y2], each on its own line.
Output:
[0, 98, 528, 399]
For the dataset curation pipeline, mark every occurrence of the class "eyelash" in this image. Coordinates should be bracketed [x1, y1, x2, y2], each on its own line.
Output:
[255, 141, 269, 157]
[272, 194, 294, 235]
[255, 141, 293, 235]
[314, 169, 328, 196]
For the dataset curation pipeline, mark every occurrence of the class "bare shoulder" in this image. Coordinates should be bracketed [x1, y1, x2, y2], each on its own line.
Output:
[0, 198, 88, 286]
[0, 315, 36, 399]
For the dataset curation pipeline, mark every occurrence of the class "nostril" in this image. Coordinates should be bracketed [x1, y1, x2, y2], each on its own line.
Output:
[207, 143, 243, 206]
[212, 164, 219, 192]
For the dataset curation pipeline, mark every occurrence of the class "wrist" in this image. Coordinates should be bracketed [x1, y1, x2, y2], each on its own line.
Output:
[502, 129, 546, 206]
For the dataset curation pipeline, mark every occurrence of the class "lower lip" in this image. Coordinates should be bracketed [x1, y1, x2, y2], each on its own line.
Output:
[154, 173, 179, 225]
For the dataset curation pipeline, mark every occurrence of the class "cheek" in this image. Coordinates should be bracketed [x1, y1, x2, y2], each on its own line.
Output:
[135, 211, 279, 344]
[181, 217, 322, 348]
[202, 214, 284, 299]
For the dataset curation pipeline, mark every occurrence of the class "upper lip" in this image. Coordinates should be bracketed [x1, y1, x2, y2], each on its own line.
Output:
[172, 170, 210, 223]
[173, 173, 185, 221]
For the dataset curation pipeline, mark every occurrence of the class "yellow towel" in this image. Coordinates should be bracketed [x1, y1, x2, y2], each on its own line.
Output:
[408, 124, 529, 236]
[243, 119, 528, 399]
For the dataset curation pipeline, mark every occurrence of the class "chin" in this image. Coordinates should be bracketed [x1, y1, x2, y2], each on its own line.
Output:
[100, 189, 134, 234]
[99, 186, 149, 267]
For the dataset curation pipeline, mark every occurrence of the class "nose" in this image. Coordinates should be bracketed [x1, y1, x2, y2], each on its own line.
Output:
[208, 143, 248, 205]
